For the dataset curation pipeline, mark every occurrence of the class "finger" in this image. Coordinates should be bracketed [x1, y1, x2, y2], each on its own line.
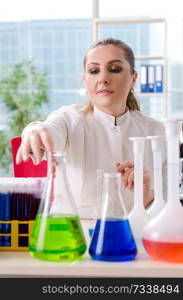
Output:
[127, 171, 134, 189]
[19, 138, 32, 162]
[143, 170, 151, 189]
[122, 168, 134, 188]
[16, 144, 25, 165]
[116, 160, 134, 173]
[39, 127, 53, 154]
[29, 134, 44, 164]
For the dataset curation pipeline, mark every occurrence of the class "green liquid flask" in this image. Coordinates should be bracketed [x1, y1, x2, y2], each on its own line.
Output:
[29, 152, 87, 262]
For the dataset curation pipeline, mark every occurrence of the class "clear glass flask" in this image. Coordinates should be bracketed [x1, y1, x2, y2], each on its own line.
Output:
[29, 152, 87, 262]
[89, 172, 137, 262]
[142, 120, 183, 263]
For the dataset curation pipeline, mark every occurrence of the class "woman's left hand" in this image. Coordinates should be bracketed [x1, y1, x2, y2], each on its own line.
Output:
[116, 160, 154, 208]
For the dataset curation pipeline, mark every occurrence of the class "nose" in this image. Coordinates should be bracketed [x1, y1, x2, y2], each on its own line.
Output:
[98, 70, 110, 85]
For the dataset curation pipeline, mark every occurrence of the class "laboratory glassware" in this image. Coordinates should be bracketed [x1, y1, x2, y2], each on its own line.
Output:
[142, 120, 183, 263]
[88, 169, 104, 238]
[146, 136, 165, 217]
[89, 172, 137, 262]
[29, 152, 87, 262]
[128, 137, 150, 252]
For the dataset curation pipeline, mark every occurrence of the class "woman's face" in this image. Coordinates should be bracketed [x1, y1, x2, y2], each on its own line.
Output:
[84, 44, 137, 116]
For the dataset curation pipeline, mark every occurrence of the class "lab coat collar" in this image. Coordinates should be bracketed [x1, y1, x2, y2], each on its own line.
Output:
[93, 105, 129, 126]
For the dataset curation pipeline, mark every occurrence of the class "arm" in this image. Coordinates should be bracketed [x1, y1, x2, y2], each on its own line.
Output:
[16, 111, 68, 165]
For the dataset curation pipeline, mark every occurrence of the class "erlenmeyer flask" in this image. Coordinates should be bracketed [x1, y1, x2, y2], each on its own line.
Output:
[29, 152, 87, 262]
[142, 120, 183, 263]
[89, 172, 137, 262]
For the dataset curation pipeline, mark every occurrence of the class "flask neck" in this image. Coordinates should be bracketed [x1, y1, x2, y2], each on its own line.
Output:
[167, 136, 180, 206]
[48, 152, 66, 176]
[100, 173, 127, 220]
[41, 152, 77, 217]
[153, 150, 163, 202]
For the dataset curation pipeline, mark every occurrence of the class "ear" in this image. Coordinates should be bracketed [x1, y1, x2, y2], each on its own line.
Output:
[131, 71, 138, 89]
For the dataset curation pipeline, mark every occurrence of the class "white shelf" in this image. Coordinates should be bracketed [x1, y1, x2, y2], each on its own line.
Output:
[93, 17, 166, 25]
[1, 250, 183, 278]
[135, 55, 164, 60]
[136, 93, 165, 97]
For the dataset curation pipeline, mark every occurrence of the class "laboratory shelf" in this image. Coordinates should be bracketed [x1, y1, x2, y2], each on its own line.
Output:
[0, 251, 183, 278]
[0, 220, 183, 278]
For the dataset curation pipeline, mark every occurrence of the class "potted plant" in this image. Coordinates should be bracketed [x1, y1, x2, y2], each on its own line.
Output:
[0, 61, 49, 175]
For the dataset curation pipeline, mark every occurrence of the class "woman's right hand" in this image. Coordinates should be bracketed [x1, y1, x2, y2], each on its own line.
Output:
[16, 125, 53, 165]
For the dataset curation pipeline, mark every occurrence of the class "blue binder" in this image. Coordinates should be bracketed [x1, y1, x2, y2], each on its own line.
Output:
[155, 64, 163, 92]
[140, 65, 148, 92]
[147, 65, 155, 92]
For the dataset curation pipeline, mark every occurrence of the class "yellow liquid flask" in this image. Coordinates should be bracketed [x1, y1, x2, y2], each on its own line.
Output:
[142, 120, 183, 263]
[29, 152, 87, 262]
[89, 172, 137, 262]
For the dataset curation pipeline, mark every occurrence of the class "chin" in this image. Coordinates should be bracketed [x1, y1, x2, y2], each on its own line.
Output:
[95, 98, 114, 107]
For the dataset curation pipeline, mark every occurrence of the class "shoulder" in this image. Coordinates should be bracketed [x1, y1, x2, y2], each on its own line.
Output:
[45, 104, 88, 130]
[129, 110, 165, 133]
[46, 104, 88, 120]
[48, 104, 85, 116]
[129, 110, 163, 126]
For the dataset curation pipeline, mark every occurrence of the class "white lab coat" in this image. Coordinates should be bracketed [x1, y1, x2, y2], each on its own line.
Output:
[24, 104, 166, 219]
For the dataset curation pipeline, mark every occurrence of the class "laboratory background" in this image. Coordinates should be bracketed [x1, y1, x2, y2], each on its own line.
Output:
[0, 0, 183, 176]
[1, 0, 183, 284]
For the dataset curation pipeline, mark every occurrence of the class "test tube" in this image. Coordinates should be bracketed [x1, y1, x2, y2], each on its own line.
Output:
[128, 137, 150, 252]
[146, 136, 165, 217]
[0, 192, 4, 246]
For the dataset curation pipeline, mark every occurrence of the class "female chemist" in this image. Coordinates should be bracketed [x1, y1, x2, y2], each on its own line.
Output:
[16, 38, 166, 219]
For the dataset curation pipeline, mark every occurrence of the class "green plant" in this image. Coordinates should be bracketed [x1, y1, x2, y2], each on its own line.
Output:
[0, 61, 49, 174]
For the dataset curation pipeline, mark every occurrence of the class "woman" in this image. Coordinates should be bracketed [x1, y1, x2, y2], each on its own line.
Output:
[16, 38, 166, 219]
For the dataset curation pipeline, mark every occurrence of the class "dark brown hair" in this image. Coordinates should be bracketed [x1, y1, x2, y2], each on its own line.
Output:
[83, 37, 140, 111]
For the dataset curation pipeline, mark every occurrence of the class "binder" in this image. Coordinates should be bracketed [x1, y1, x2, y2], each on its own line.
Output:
[147, 65, 155, 93]
[155, 64, 163, 92]
[140, 65, 148, 93]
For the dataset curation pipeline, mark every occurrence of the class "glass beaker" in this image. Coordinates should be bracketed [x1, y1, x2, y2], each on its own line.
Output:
[142, 120, 183, 263]
[89, 172, 137, 262]
[29, 152, 87, 262]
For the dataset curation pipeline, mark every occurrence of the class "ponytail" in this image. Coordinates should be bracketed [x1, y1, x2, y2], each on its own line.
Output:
[126, 91, 140, 111]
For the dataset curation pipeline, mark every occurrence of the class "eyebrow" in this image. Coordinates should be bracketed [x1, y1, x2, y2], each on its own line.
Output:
[87, 59, 124, 66]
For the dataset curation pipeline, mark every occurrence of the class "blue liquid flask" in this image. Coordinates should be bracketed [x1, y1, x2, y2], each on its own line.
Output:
[89, 173, 137, 262]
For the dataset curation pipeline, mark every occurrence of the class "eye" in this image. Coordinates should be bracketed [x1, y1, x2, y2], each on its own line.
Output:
[109, 65, 123, 73]
[88, 68, 100, 74]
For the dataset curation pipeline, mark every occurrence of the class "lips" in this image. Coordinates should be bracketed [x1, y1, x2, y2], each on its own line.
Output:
[96, 89, 113, 95]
